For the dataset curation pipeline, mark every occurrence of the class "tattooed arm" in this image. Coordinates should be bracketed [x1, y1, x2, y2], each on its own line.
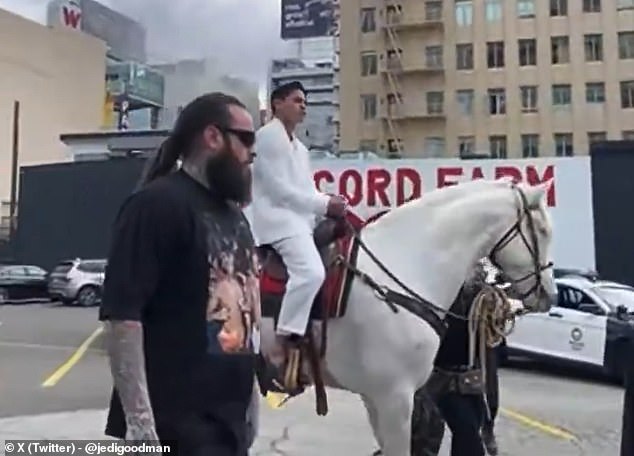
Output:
[104, 320, 158, 440]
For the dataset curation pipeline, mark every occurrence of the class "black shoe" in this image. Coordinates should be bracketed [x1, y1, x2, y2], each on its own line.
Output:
[482, 426, 498, 456]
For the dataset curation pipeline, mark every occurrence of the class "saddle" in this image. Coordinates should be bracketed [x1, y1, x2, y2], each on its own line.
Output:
[256, 212, 371, 415]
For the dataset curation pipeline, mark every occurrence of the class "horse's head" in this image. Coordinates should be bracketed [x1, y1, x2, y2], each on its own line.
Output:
[488, 178, 556, 313]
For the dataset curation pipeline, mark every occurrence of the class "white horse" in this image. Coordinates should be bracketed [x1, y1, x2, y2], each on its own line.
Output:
[259, 177, 557, 456]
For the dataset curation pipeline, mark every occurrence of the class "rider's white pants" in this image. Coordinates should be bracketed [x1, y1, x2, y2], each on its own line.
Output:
[272, 234, 325, 336]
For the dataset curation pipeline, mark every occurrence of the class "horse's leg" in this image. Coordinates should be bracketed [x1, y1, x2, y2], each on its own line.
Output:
[361, 394, 384, 450]
[369, 386, 415, 456]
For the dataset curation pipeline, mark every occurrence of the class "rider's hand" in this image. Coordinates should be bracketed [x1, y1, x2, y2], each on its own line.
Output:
[326, 195, 347, 218]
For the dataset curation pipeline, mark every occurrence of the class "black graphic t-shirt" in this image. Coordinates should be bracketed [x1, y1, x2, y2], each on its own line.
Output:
[99, 169, 260, 442]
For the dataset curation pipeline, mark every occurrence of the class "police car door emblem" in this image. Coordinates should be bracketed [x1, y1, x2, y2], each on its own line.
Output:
[569, 327, 584, 350]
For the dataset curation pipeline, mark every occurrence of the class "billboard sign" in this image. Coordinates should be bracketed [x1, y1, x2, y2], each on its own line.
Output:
[244, 157, 595, 270]
[281, 0, 337, 39]
[47, 0, 146, 62]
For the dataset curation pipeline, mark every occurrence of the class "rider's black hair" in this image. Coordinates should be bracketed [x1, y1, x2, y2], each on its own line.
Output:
[139, 92, 246, 187]
[270, 81, 306, 114]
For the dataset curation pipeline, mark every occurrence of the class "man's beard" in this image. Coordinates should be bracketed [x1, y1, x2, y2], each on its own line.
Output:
[205, 145, 251, 204]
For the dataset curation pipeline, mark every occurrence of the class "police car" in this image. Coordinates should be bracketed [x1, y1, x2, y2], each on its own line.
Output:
[501, 273, 634, 382]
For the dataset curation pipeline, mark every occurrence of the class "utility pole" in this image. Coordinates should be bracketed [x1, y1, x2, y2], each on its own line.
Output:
[8, 100, 19, 243]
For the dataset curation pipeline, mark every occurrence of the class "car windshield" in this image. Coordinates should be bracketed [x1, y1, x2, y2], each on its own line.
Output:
[592, 286, 634, 312]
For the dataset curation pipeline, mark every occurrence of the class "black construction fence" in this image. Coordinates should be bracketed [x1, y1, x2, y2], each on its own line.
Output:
[11, 157, 148, 271]
[5, 141, 634, 282]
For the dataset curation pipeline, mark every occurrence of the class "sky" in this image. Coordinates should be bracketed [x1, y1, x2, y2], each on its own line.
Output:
[0, 0, 293, 96]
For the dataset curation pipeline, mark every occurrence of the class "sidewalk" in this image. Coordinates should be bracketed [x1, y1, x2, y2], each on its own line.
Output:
[0, 389, 377, 455]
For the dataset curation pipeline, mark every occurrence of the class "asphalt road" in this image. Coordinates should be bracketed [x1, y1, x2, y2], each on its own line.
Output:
[0, 302, 625, 454]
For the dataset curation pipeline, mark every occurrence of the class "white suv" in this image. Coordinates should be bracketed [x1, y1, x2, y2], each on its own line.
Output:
[47, 258, 106, 307]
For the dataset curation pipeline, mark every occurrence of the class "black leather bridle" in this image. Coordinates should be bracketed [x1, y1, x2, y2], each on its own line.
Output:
[489, 183, 554, 304]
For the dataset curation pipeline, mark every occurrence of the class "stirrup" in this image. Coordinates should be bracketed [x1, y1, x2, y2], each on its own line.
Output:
[283, 347, 302, 392]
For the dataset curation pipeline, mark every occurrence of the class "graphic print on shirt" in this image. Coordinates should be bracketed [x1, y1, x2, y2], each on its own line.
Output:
[202, 212, 261, 355]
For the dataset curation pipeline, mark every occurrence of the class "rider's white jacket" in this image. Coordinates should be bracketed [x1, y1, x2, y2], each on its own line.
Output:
[248, 117, 330, 245]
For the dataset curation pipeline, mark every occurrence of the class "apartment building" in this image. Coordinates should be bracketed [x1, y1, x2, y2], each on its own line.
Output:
[336, 0, 634, 158]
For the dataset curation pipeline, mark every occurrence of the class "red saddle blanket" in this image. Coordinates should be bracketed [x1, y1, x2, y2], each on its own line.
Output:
[259, 210, 388, 319]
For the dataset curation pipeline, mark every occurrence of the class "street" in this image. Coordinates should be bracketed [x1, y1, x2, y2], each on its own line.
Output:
[0, 302, 624, 455]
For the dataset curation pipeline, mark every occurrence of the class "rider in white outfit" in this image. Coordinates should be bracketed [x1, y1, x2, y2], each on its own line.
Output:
[249, 81, 347, 344]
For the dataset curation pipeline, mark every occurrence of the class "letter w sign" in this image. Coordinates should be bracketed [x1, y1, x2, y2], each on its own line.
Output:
[61, 5, 81, 29]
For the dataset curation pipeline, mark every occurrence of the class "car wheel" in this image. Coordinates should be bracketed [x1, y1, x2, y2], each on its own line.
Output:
[76, 285, 100, 307]
[0, 287, 8, 304]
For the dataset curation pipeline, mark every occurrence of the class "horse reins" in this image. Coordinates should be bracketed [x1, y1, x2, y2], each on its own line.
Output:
[337, 182, 551, 322]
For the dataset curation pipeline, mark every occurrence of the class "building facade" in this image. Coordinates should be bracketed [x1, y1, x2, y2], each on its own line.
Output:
[269, 57, 337, 152]
[151, 58, 261, 129]
[0, 7, 107, 237]
[336, 0, 634, 158]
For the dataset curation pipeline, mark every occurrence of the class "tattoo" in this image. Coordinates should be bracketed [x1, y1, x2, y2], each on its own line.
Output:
[182, 158, 209, 189]
[103, 320, 156, 433]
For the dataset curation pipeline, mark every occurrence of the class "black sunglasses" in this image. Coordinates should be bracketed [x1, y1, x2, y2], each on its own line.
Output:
[220, 127, 256, 149]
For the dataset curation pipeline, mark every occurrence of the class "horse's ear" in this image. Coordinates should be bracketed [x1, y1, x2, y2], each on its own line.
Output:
[527, 178, 554, 208]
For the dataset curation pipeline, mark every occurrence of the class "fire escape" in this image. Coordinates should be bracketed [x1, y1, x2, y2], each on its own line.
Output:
[382, 4, 406, 157]
[380, 1, 445, 158]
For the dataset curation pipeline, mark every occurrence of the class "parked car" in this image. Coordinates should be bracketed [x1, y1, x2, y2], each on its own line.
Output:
[0, 263, 50, 304]
[501, 275, 634, 383]
[47, 258, 106, 307]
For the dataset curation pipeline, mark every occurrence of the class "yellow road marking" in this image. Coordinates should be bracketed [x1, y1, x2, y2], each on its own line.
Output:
[265, 392, 289, 409]
[41, 325, 104, 388]
[500, 407, 579, 442]
[266, 394, 578, 443]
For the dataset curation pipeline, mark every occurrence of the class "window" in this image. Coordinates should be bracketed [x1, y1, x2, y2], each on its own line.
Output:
[485, 0, 502, 21]
[618, 0, 634, 10]
[586, 82, 605, 103]
[583, 0, 601, 12]
[489, 135, 507, 158]
[487, 41, 505, 68]
[622, 81, 634, 108]
[588, 132, 607, 144]
[387, 138, 403, 154]
[584, 34, 603, 62]
[456, 44, 474, 70]
[426, 1, 442, 20]
[426, 46, 443, 68]
[550, 0, 567, 16]
[455, 1, 473, 26]
[551, 36, 570, 64]
[518, 0, 535, 17]
[427, 91, 444, 114]
[557, 285, 599, 312]
[552, 84, 572, 106]
[360, 8, 376, 33]
[458, 136, 475, 156]
[520, 86, 538, 112]
[359, 140, 378, 152]
[554, 133, 573, 156]
[361, 52, 378, 76]
[619, 32, 634, 60]
[624, 130, 634, 140]
[456, 90, 474, 115]
[361, 94, 377, 120]
[488, 88, 506, 115]
[518, 39, 537, 66]
[522, 134, 540, 157]
[425, 137, 446, 157]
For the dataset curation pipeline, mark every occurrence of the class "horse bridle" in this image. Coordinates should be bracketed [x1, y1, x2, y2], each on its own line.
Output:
[341, 181, 553, 321]
[488, 183, 554, 303]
